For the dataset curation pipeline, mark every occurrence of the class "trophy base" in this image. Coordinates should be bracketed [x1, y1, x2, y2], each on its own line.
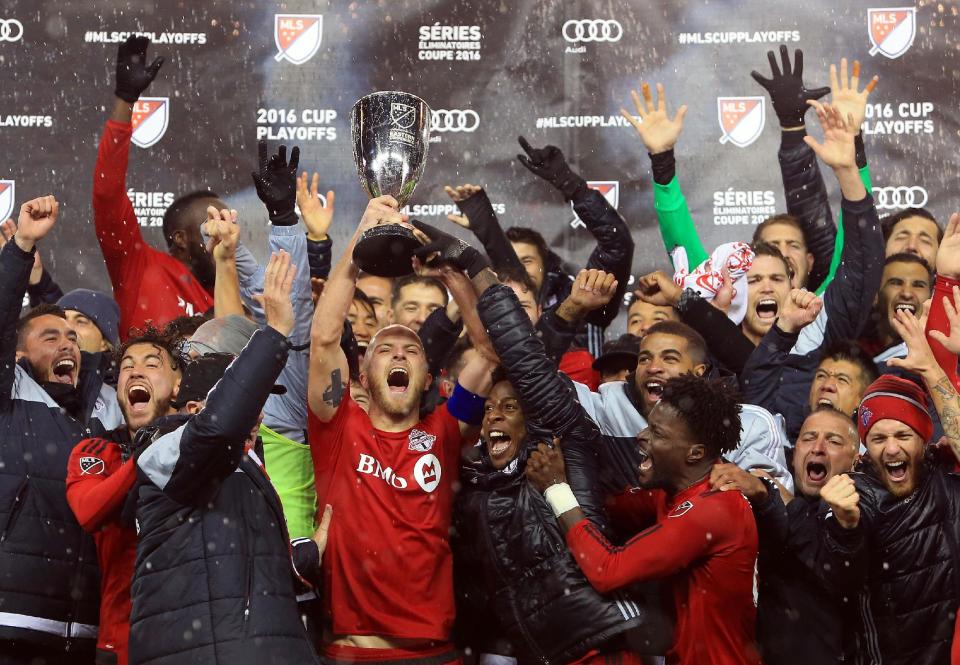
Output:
[352, 224, 422, 278]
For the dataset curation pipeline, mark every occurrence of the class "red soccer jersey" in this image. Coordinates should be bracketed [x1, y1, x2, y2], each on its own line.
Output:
[65, 437, 139, 665]
[308, 395, 462, 641]
[93, 120, 213, 339]
[570, 477, 760, 665]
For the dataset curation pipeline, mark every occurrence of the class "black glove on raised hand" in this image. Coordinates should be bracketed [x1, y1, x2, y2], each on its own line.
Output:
[411, 219, 490, 278]
[516, 136, 587, 200]
[114, 36, 164, 104]
[750, 45, 829, 128]
[251, 141, 300, 226]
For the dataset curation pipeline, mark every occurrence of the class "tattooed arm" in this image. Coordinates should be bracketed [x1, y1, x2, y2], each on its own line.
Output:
[308, 197, 398, 421]
[888, 308, 960, 457]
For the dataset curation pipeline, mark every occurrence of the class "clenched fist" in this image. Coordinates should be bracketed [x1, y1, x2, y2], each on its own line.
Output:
[820, 473, 860, 529]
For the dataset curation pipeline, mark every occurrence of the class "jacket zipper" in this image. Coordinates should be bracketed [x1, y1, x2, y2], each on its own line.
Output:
[479, 488, 550, 663]
[1, 475, 29, 544]
[243, 554, 254, 633]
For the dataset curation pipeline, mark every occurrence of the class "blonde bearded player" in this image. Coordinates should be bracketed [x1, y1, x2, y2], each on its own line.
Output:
[307, 195, 496, 665]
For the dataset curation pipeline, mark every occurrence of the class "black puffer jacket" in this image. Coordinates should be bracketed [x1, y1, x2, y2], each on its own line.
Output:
[459, 283, 671, 663]
[130, 328, 320, 665]
[819, 458, 960, 665]
[0, 240, 123, 653]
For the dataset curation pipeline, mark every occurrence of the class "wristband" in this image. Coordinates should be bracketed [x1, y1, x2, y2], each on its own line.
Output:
[544, 482, 580, 517]
[446, 382, 486, 426]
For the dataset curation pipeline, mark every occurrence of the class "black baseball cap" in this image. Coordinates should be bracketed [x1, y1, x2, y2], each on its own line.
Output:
[592, 334, 641, 374]
[172, 353, 286, 408]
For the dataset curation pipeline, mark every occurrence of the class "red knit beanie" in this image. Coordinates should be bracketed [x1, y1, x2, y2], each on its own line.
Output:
[858, 374, 933, 443]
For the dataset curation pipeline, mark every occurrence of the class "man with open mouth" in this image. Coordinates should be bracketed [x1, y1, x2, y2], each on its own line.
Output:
[573, 319, 794, 491]
[65, 325, 183, 665]
[817, 371, 960, 665]
[526, 374, 760, 665]
[306, 197, 496, 665]
[710, 406, 861, 664]
[0, 195, 124, 662]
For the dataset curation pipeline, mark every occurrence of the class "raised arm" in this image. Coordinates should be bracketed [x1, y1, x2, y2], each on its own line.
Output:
[515, 137, 633, 328]
[620, 82, 706, 267]
[308, 197, 400, 422]
[0, 196, 59, 406]
[445, 184, 523, 274]
[138, 252, 295, 505]
[925, 214, 960, 391]
[93, 37, 164, 294]
[298, 171, 335, 280]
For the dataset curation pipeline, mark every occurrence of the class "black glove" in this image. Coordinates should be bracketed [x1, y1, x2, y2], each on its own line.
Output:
[516, 136, 587, 200]
[251, 141, 300, 226]
[114, 36, 164, 104]
[411, 219, 490, 278]
[750, 45, 829, 128]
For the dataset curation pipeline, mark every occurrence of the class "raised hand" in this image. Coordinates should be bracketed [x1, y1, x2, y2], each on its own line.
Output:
[410, 219, 489, 277]
[15, 195, 59, 252]
[929, 285, 960, 355]
[776, 288, 823, 333]
[558, 269, 618, 322]
[525, 438, 567, 493]
[355, 195, 404, 239]
[0, 219, 43, 284]
[636, 270, 682, 307]
[935, 213, 960, 280]
[829, 58, 878, 134]
[803, 101, 857, 171]
[750, 45, 829, 129]
[516, 137, 586, 199]
[257, 250, 297, 337]
[114, 35, 164, 103]
[203, 206, 239, 261]
[887, 308, 939, 376]
[252, 141, 300, 226]
[444, 184, 482, 228]
[297, 172, 335, 241]
[620, 82, 688, 154]
[820, 474, 860, 529]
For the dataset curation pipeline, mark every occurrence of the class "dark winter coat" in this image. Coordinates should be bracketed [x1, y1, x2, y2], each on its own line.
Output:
[455, 282, 671, 663]
[129, 328, 320, 665]
[0, 240, 123, 653]
[818, 458, 960, 665]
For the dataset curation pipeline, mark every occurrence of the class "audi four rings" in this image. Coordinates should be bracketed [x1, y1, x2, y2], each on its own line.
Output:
[431, 109, 480, 133]
[0, 18, 24, 42]
[562, 19, 623, 43]
[874, 186, 929, 210]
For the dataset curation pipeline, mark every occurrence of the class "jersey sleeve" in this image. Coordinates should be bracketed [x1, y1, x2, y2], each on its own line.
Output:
[429, 401, 467, 458]
[66, 438, 137, 533]
[604, 488, 661, 536]
[566, 492, 733, 593]
[92, 120, 155, 306]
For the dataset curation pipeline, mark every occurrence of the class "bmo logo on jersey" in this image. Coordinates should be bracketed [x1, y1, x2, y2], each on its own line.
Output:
[356, 453, 443, 493]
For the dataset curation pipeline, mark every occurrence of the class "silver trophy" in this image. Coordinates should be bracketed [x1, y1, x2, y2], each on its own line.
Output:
[350, 91, 432, 277]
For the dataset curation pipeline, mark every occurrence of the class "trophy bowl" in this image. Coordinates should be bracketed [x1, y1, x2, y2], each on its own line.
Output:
[350, 91, 431, 277]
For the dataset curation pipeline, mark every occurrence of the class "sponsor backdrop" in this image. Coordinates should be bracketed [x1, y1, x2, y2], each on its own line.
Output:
[1, 1, 957, 329]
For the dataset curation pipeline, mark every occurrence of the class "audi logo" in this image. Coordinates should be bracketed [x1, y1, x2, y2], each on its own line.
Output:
[562, 19, 622, 43]
[0, 18, 24, 42]
[874, 186, 929, 210]
[431, 109, 479, 133]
